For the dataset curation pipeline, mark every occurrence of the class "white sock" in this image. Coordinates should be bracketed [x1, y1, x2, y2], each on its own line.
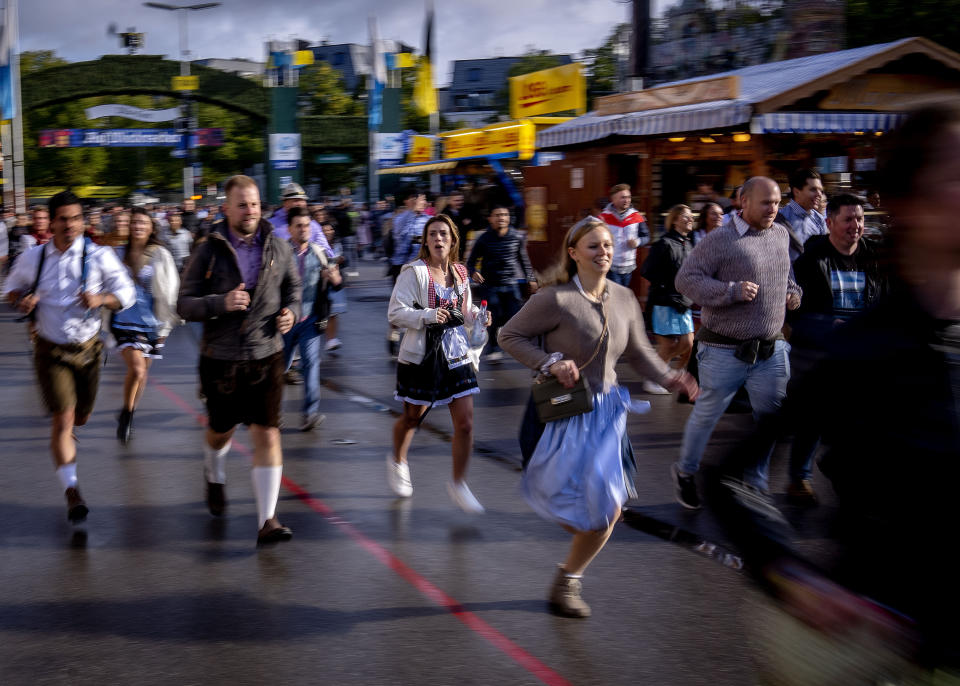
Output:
[251, 465, 282, 528]
[56, 463, 78, 490]
[203, 441, 231, 484]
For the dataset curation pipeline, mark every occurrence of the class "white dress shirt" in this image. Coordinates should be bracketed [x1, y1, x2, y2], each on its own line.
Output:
[2, 237, 135, 344]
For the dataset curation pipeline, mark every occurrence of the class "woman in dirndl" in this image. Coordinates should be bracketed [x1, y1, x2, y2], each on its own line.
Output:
[499, 218, 699, 617]
[387, 214, 490, 513]
[110, 206, 180, 444]
[639, 204, 696, 382]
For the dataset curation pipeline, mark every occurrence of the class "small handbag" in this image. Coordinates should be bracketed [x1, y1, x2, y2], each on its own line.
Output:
[531, 299, 608, 423]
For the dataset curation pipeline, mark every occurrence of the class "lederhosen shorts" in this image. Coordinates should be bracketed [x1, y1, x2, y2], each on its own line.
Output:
[199, 352, 284, 434]
[34, 336, 104, 418]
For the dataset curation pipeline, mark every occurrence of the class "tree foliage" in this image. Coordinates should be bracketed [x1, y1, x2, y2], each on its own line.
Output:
[847, 0, 960, 54]
[583, 23, 629, 106]
[20, 50, 264, 192]
[299, 62, 365, 116]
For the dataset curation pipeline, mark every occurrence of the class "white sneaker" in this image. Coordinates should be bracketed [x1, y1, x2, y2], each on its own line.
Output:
[447, 480, 485, 514]
[387, 455, 413, 497]
[642, 380, 671, 395]
[325, 338, 342, 352]
[484, 351, 504, 362]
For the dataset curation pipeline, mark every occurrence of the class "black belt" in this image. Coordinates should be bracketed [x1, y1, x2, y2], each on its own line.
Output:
[697, 328, 782, 364]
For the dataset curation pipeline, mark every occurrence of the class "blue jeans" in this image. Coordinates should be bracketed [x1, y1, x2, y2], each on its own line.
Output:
[676, 340, 791, 490]
[478, 284, 523, 353]
[606, 269, 634, 287]
[283, 316, 321, 416]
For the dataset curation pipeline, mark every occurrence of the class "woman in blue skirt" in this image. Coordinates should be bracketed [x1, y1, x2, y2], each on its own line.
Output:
[110, 207, 180, 444]
[639, 204, 696, 393]
[499, 218, 699, 617]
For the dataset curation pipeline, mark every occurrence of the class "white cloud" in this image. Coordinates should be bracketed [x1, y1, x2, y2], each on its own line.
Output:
[19, 0, 630, 85]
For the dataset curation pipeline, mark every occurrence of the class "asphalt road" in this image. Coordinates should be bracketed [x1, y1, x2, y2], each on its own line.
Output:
[0, 262, 840, 685]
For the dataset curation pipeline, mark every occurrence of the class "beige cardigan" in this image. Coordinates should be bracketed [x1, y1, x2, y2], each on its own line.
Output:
[498, 280, 672, 393]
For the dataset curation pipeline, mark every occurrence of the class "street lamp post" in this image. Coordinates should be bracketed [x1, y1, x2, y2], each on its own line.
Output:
[143, 2, 220, 201]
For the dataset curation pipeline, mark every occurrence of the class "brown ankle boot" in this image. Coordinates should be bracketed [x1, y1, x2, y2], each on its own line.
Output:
[548, 566, 591, 618]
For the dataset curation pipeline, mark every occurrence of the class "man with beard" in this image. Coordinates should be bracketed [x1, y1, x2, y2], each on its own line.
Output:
[178, 175, 301, 546]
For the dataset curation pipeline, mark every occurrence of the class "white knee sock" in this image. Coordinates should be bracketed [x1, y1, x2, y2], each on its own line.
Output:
[251, 465, 282, 528]
[203, 441, 231, 484]
[56, 463, 78, 490]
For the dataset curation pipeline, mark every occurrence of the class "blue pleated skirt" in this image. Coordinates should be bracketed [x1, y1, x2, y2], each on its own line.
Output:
[521, 387, 650, 532]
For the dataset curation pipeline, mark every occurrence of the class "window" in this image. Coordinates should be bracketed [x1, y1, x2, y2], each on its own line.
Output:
[468, 67, 482, 82]
[333, 52, 346, 66]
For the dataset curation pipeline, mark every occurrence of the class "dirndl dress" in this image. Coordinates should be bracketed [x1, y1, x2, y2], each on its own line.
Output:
[395, 282, 479, 407]
[522, 387, 650, 531]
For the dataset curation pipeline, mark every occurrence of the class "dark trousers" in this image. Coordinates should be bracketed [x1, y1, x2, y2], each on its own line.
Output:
[477, 284, 523, 353]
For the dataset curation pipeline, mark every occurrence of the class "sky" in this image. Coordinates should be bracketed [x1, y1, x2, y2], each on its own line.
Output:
[16, 0, 666, 86]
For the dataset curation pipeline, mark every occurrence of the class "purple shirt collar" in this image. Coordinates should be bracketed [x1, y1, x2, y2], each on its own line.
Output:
[226, 225, 264, 287]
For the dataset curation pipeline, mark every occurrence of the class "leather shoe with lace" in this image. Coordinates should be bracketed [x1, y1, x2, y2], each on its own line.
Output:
[257, 516, 293, 546]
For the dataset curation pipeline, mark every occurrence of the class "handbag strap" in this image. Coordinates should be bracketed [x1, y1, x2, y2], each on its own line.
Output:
[577, 297, 607, 372]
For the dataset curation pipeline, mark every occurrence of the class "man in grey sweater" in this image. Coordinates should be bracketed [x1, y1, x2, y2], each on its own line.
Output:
[672, 177, 801, 508]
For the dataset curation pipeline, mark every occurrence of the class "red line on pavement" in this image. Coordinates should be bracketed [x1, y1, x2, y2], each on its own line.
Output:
[153, 382, 573, 686]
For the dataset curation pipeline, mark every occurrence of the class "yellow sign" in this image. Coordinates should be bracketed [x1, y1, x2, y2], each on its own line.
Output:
[171, 75, 199, 92]
[510, 63, 585, 119]
[442, 120, 535, 160]
[407, 135, 435, 163]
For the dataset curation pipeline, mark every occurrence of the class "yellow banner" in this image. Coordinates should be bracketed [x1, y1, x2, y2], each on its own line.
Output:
[293, 50, 314, 67]
[510, 63, 585, 119]
[171, 75, 199, 92]
[407, 135, 435, 163]
[442, 120, 535, 160]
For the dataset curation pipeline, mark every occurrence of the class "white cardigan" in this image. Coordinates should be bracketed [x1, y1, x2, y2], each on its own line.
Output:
[387, 261, 481, 369]
[104, 244, 181, 342]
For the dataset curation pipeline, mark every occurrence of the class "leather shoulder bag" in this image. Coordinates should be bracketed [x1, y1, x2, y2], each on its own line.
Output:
[531, 298, 608, 423]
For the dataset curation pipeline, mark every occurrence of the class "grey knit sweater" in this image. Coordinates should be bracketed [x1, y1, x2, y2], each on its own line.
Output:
[498, 279, 671, 394]
[675, 216, 801, 342]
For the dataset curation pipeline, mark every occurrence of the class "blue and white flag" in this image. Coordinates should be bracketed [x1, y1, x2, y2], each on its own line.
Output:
[0, 1, 17, 121]
[367, 16, 386, 130]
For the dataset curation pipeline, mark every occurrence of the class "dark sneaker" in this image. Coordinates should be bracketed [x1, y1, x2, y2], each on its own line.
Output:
[672, 464, 701, 510]
[65, 487, 88, 523]
[205, 480, 226, 517]
[786, 479, 818, 507]
[548, 566, 591, 618]
[284, 370, 303, 385]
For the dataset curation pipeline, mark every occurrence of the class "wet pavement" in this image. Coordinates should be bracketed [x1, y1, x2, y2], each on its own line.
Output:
[0, 262, 840, 685]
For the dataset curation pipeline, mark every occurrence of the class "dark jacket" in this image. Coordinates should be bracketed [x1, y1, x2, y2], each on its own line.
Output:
[640, 229, 693, 312]
[788, 235, 887, 347]
[466, 227, 536, 287]
[711, 289, 960, 668]
[177, 219, 301, 361]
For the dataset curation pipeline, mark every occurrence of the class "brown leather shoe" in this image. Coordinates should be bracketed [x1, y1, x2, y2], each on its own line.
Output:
[257, 516, 293, 546]
[65, 487, 88, 523]
[548, 566, 591, 618]
[205, 480, 226, 517]
[786, 479, 818, 507]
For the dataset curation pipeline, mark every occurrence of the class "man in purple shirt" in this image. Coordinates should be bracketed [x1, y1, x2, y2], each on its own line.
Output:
[269, 182, 331, 254]
[178, 175, 301, 546]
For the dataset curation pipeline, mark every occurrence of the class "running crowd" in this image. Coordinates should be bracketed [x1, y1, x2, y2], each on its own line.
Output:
[2, 103, 957, 675]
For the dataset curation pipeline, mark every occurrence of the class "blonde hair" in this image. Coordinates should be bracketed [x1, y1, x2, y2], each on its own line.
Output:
[416, 214, 461, 263]
[541, 218, 611, 286]
[665, 204, 692, 231]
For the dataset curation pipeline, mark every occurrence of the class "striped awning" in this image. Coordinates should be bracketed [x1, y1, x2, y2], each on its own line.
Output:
[536, 100, 753, 148]
[750, 111, 905, 134]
